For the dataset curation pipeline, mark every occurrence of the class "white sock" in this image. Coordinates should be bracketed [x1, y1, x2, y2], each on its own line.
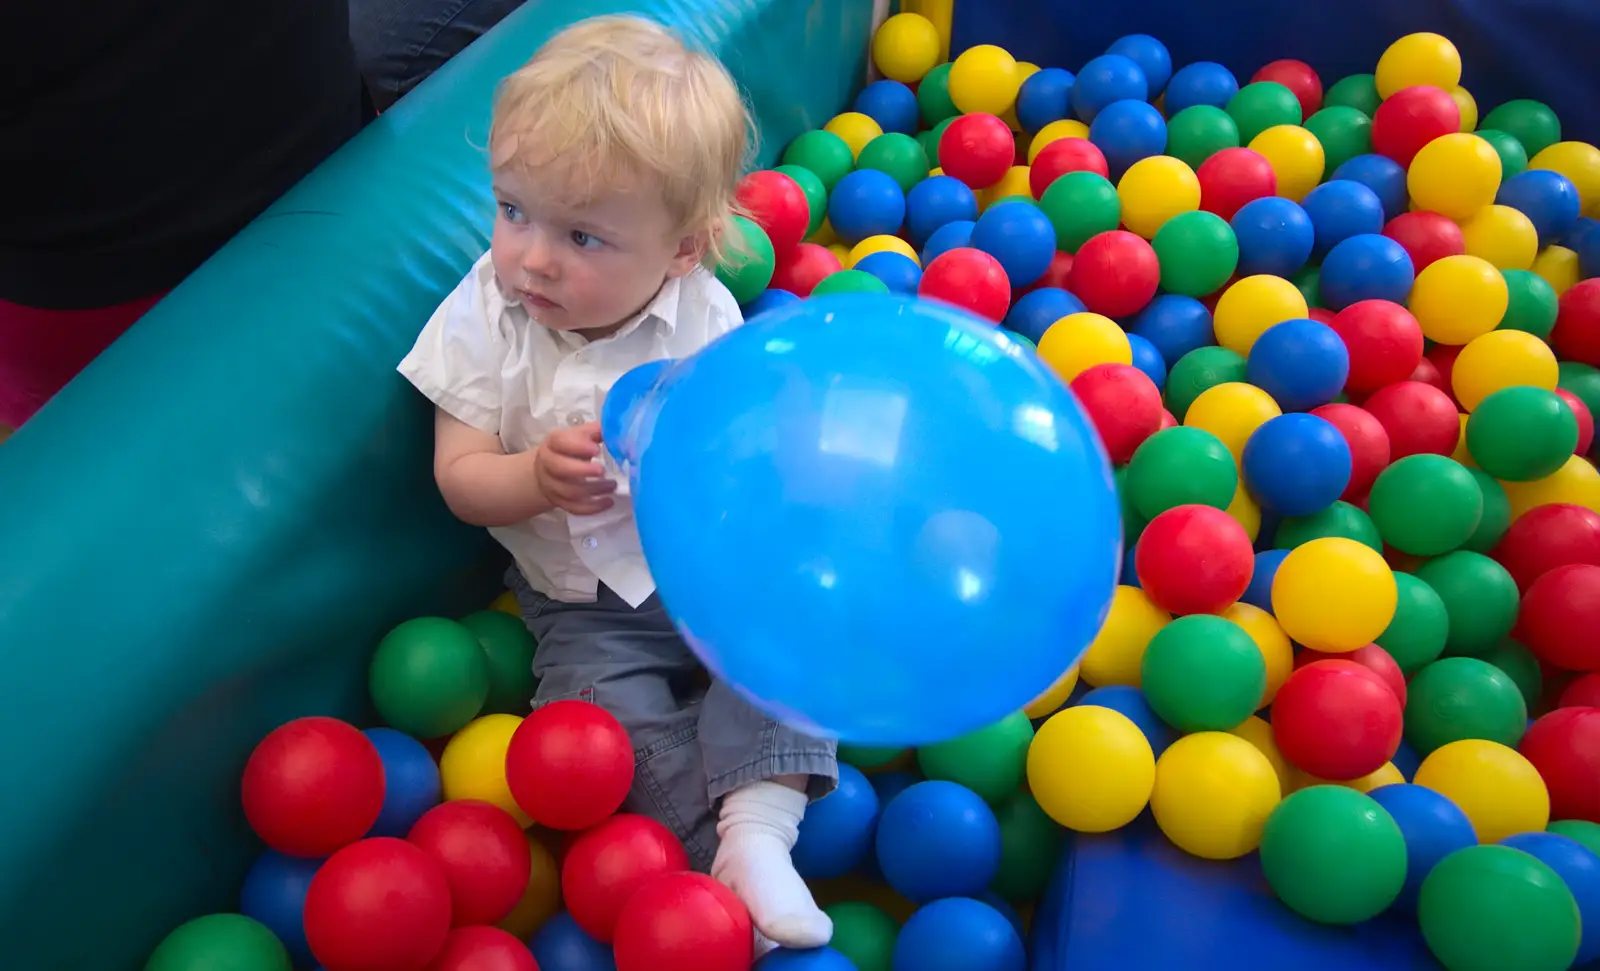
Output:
[711, 780, 833, 950]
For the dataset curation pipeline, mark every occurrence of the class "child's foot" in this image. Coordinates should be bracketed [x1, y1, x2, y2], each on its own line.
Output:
[712, 780, 833, 949]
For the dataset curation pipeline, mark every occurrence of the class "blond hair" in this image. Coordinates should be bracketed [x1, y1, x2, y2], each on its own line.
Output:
[489, 15, 755, 269]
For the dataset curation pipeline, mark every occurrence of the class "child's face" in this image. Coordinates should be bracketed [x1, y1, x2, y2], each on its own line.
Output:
[489, 165, 704, 339]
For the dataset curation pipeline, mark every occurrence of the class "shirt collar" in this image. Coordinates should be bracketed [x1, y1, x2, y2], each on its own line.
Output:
[494, 270, 687, 347]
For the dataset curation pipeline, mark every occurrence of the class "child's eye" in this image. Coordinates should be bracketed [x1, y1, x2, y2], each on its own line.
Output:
[499, 202, 524, 223]
[571, 229, 604, 249]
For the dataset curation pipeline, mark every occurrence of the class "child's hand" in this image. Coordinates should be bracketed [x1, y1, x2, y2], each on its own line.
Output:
[534, 422, 618, 516]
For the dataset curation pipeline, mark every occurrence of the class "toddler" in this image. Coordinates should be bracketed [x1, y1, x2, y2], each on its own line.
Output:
[397, 14, 838, 952]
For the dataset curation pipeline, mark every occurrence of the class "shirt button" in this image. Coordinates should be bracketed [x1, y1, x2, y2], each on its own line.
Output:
[583, 537, 598, 550]
[567, 414, 584, 426]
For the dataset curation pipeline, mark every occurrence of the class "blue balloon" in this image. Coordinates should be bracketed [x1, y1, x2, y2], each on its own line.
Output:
[758, 946, 860, 970]
[531, 912, 617, 970]
[1127, 333, 1168, 390]
[1246, 318, 1351, 412]
[1242, 549, 1290, 610]
[1232, 197, 1314, 278]
[922, 219, 976, 265]
[876, 781, 1002, 902]
[972, 201, 1057, 287]
[1004, 287, 1086, 343]
[906, 175, 979, 249]
[1089, 99, 1167, 178]
[828, 169, 906, 246]
[1077, 684, 1177, 755]
[239, 850, 321, 968]
[1106, 34, 1172, 95]
[363, 727, 441, 838]
[1318, 233, 1415, 309]
[1072, 54, 1148, 123]
[1016, 68, 1075, 133]
[1164, 61, 1240, 114]
[854, 251, 922, 295]
[793, 763, 881, 879]
[1242, 413, 1353, 517]
[604, 294, 1121, 745]
[1367, 784, 1477, 910]
[1500, 831, 1600, 964]
[1331, 154, 1408, 221]
[853, 79, 920, 135]
[893, 897, 1026, 971]
[744, 287, 802, 320]
[1497, 169, 1584, 247]
[1128, 294, 1215, 366]
[1301, 180, 1386, 258]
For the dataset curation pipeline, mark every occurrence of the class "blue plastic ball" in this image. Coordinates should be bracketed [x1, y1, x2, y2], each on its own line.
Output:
[1241, 413, 1353, 517]
[1571, 217, 1600, 279]
[1318, 233, 1415, 309]
[855, 251, 922, 295]
[978, 891, 1028, 939]
[1072, 54, 1149, 123]
[971, 201, 1057, 287]
[906, 175, 979, 248]
[1128, 294, 1215, 366]
[1121, 542, 1140, 586]
[922, 219, 976, 265]
[1247, 318, 1350, 412]
[1389, 735, 1422, 780]
[1016, 68, 1075, 133]
[744, 287, 803, 319]
[531, 912, 616, 970]
[1232, 197, 1315, 278]
[793, 763, 881, 879]
[893, 897, 1026, 971]
[1089, 99, 1167, 178]
[1367, 783, 1478, 910]
[876, 782, 1003, 902]
[1164, 61, 1240, 114]
[1256, 510, 1283, 551]
[1004, 287, 1086, 343]
[854, 79, 920, 135]
[1076, 684, 1177, 755]
[871, 769, 921, 806]
[1127, 333, 1168, 390]
[1496, 169, 1584, 248]
[758, 947, 860, 970]
[1106, 34, 1172, 95]
[1499, 832, 1600, 964]
[1331, 154, 1408, 221]
[363, 727, 441, 838]
[239, 850, 321, 968]
[1242, 549, 1290, 610]
[1301, 179, 1386, 258]
[829, 169, 907, 246]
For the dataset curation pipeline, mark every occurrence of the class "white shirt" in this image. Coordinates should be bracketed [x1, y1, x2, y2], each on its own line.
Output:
[397, 253, 743, 607]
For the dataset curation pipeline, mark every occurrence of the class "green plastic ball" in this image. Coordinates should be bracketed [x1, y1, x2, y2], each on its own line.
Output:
[1039, 171, 1121, 252]
[1259, 786, 1407, 925]
[1140, 615, 1266, 732]
[1367, 454, 1483, 556]
[1125, 426, 1239, 518]
[991, 789, 1066, 902]
[1273, 500, 1382, 552]
[1548, 820, 1600, 858]
[1465, 386, 1579, 482]
[838, 743, 906, 769]
[782, 129, 855, 192]
[1482, 638, 1544, 710]
[1462, 468, 1511, 553]
[1303, 106, 1373, 174]
[145, 914, 291, 971]
[1403, 657, 1528, 755]
[1115, 465, 1149, 547]
[1323, 74, 1381, 117]
[1480, 99, 1563, 158]
[824, 901, 900, 971]
[1293, 264, 1323, 309]
[1227, 81, 1303, 144]
[857, 132, 929, 193]
[457, 609, 537, 716]
[1413, 552, 1520, 658]
[1376, 571, 1450, 675]
[1418, 845, 1582, 971]
[1475, 129, 1530, 181]
[774, 164, 829, 237]
[1152, 210, 1239, 297]
[991, 194, 1038, 208]
[917, 62, 959, 127]
[1164, 105, 1240, 169]
[1164, 346, 1248, 420]
[714, 214, 776, 305]
[1498, 269, 1560, 340]
[811, 269, 890, 296]
[369, 617, 491, 738]
[916, 710, 1035, 803]
[1559, 361, 1600, 423]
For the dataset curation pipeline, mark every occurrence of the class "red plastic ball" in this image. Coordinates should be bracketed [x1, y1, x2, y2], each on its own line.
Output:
[423, 927, 537, 971]
[735, 171, 809, 253]
[1030, 250, 1075, 292]
[1382, 211, 1464, 272]
[1327, 299, 1425, 394]
[769, 243, 842, 297]
[1553, 279, 1600, 367]
[241, 717, 385, 859]
[1134, 504, 1254, 616]
[1196, 148, 1278, 220]
[1370, 85, 1461, 166]
[1158, 408, 1178, 431]
[305, 837, 453, 971]
[406, 800, 531, 927]
[1270, 659, 1404, 781]
[1560, 672, 1600, 709]
[938, 112, 1016, 190]
[1294, 643, 1407, 707]
[1028, 137, 1110, 197]
[1406, 355, 1447, 394]
[1493, 503, 1600, 593]
[1251, 60, 1323, 118]
[1425, 343, 1464, 405]
[1309, 403, 1392, 500]
[919, 247, 1011, 321]
[1360, 380, 1461, 459]
[1519, 707, 1600, 822]
[561, 814, 690, 944]
[1516, 563, 1600, 671]
[506, 700, 635, 831]
[1068, 230, 1160, 318]
[1556, 388, 1596, 455]
[612, 872, 754, 971]
[1070, 363, 1164, 464]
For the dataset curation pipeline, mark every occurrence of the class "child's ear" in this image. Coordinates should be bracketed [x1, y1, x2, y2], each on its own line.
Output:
[666, 229, 710, 278]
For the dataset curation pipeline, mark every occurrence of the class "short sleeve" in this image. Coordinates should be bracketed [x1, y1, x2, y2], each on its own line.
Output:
[397, 263, 508, 436]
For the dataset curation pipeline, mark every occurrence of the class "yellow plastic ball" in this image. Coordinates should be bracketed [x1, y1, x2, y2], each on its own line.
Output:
[1037, 312, 1133, 382]
[1502, 454, 1600, 521]
[1213, 275, 1310, 356]
[1414, 739, 1550, 843]
[1116, 156, 1201, 239]
[1460, 204, 1537, 271]
[1375, 32, 1463, 99]
[949, 44, 1022, 116]
[871, 13, 942, 84]
[1248, 125, 1325, 202]
[1408, 254, 1508, 345]
[1223, 601, 1294, 707]
[808, 218, 841, 247]
[1079, 585, 1171, 687]
[1184, 382, 1283, 462]
[847, 234, 920, 268]
[980, 165, 1033, 209]
[440, 713, 532, 827]
[1451, 413, 1474, 467]
[1451, 86, 1478, 132]
[1226, 479, 1262, 543]
[1531, 141, 1600, 214]
[496, 832, 562, 939]
[824, 112, 884, 161]
[1408, 133, 1502, 221]
[1151, 732, 1282, 860]
[827, 243, 851, 266]
[1027, 119, 1091, 162]
[1533, 245, 1582, 297]
[1023, 664, 1081, 719]
[1271, 537, 1398, 652]
[1027, 705, 1156, 832]
[1346, 761, 1407, 792]
[490, 589, 520, 616]
[1451, 329, 1560, 412]
[1228, 715, 1302, 794]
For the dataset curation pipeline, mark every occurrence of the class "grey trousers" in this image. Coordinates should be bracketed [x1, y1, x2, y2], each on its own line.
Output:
[508, 569, 838, 870]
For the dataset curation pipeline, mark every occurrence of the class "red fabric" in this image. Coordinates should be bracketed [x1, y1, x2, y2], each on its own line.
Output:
[0, 292, 166, 427]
